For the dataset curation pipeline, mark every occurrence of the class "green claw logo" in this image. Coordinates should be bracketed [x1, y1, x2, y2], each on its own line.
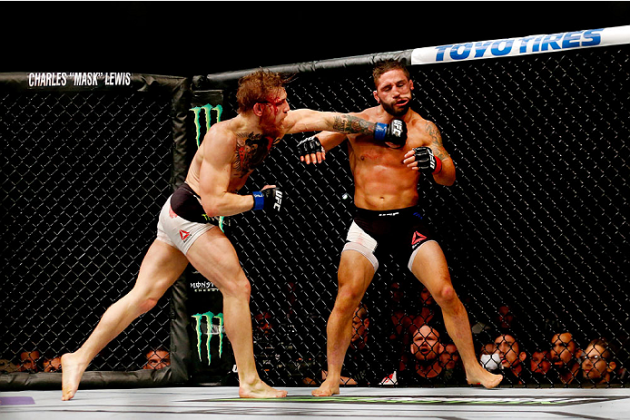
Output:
[191, 311, 225, 365]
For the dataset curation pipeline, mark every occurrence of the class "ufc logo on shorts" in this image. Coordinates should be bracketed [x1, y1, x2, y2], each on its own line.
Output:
[274, 190, 283, 211]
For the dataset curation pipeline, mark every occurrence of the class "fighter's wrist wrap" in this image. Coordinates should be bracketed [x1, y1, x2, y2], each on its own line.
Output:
[432, 156, 442, 174]
[374, 119, 407, 148]
[374, 123, 388, 141]
[252, 191, 266, 211]
[252, 188, 283, 211]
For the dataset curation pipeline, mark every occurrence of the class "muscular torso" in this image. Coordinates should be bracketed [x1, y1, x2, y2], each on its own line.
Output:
[185, 119, 283, 194]
[347, 107, 436, 210]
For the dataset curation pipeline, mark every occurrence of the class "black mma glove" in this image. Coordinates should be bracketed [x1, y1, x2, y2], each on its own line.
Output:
[252, 188, 284, 211]
[411, 147, 442, 174]
[374, 119, 407, 148]
[297, 136, 324, 156]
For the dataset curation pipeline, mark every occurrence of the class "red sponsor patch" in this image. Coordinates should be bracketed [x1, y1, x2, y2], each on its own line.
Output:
[411, 231, 426, 245]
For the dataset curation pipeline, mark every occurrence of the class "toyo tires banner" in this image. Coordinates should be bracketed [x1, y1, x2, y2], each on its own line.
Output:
[411, 25, 630, 65]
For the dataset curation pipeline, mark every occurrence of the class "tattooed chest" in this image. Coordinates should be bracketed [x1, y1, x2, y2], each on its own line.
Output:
[232, 133, 280, 177]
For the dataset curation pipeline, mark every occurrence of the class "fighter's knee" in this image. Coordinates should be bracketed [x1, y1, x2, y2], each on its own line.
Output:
[222, 277, 251, 300]
[335, 288, 363, 312]
[433, 284, 458, 307]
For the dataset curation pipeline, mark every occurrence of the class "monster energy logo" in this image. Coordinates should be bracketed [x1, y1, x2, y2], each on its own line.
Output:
[191, 311, 225, 365]
[190, 104, 223, 148]
[190, 103, 227, 232]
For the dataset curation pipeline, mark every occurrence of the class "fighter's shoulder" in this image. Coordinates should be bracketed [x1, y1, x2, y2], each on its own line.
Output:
[198, 119, 239, 161]
[359, 106, 381, 121]
[203, 119, 238, 144]
[406, 113, 441, 146]
[407, 111, 438, 133]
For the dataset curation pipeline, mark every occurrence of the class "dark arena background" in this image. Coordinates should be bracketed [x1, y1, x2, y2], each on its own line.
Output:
[1, 25, 629, 398]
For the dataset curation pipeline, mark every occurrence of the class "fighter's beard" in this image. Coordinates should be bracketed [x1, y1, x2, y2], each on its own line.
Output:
[258, 110, 285, 140]
[259, 121, 283, 140]
[382, 100, 411, 118]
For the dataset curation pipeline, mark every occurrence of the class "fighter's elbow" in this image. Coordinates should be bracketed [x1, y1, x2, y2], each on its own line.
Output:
[440, 162, 456, 186]
[203, 204, 220, 219]
[201, 197, 223, 218]
[436, 177, 456, 187]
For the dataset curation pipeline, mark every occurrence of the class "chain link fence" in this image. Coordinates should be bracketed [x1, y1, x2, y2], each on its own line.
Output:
[209, 45, 629, 387]
[1, 42, 628, 390]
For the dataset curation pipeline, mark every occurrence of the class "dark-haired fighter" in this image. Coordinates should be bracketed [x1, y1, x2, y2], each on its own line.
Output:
[61, 69, 407, 401]
[299, 60, 502, 396]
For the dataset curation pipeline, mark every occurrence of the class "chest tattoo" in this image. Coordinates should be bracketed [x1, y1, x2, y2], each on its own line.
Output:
[233, 133, 279, 176]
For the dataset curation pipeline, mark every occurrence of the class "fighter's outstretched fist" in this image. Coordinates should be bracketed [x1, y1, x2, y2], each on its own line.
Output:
[297, 136, 326, 164]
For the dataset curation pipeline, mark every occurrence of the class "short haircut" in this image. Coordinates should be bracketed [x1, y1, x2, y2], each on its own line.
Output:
[237, 69, 289, 113]
[373, 59, 411, 88]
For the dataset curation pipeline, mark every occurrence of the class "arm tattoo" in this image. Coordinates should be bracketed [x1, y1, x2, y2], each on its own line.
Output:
[332, 115, 375, 135]
[427, 123, 450, 161]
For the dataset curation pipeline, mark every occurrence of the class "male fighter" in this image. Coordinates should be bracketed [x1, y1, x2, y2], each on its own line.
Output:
[61, 69, 406, 401]
[298, 60, 503, 396]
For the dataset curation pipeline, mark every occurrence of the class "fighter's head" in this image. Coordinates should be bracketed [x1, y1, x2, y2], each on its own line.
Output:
[237, 69, 291, 127]
[373, 60, 414, 117]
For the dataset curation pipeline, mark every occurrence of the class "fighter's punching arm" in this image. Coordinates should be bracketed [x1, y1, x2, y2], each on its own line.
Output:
[197, 126, 281, 217]
[403, 121, 456, 186]
[287, 110, 407, 163]
[285, 110, 372, 136]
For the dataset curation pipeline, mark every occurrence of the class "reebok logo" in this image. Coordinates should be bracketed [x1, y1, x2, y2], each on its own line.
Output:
[180, 230, 190, 241]
[411, 231, 426, 245]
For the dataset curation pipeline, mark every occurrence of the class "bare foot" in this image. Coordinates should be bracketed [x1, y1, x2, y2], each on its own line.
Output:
[311, 378, 340, 397]
[239, 379, 287, 398]
[467, 367, 503, 389]
[61, 352, 89, 401]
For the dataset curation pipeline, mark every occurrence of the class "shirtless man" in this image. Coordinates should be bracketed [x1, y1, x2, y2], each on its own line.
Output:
[298, 60, 503, 396]
[60, 69, 406, 401]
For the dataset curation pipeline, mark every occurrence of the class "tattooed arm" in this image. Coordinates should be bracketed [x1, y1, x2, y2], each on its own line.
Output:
[288, 110, 407, 164]
[426, 121, 455, 186]
[285, 110, 377, 136]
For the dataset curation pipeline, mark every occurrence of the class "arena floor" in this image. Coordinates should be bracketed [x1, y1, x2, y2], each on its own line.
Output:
[1, 386, 630, 419]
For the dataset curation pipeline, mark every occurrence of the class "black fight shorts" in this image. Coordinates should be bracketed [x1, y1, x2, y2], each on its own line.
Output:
[342, 206, 436, 273]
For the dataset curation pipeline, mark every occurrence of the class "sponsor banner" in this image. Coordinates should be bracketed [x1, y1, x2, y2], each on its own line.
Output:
[207, 395, 619, 406]
[411, 26, 630, 65]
